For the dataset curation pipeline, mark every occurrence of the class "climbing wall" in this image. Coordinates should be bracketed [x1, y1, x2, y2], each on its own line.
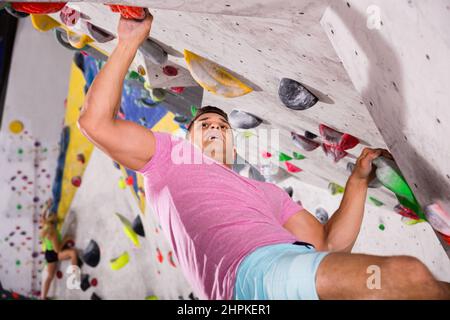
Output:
[0, 17, 72, 297]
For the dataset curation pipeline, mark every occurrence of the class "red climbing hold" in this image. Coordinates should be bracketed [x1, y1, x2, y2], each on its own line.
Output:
[125, 176, 134, 186]
[108, 5, 146, 20]
[170, 87, 185, 94]
[163, 66, 178, 77]
[285, 162, 302, 173]
[319, 124, 359, 162]
[262, 151, 272, 159]
[12, 2, 67, 14]
[56, 270, 63, 279]
[77, 153, 85, 164]
[394, 204, 420, 220]
[71, 176, 82, 187]
[156, 248, 163, 263]
[91, 278, 98, 287]
[11, 292, 20, 300]
[322, 143, 348, 163]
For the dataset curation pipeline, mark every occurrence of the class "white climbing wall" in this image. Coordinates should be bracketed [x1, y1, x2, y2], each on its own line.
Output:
[0, 17, 72, 296]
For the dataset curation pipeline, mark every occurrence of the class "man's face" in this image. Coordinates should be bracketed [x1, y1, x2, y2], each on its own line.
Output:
[188, 112, 235, 166]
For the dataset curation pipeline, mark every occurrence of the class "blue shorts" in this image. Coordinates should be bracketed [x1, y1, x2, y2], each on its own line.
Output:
[233, 242, 329, 300]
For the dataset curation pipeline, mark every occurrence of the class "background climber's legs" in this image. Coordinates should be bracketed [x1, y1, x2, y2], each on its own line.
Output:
[58, 248, 78, 266]
[41, 262, 56, 300]
[316, 252, 450, 299]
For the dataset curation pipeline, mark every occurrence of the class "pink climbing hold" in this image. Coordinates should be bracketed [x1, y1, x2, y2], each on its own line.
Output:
[262, 151, 272, 159]
[163, 66, 178, 77]
[71, 176, 82, 187]
[60, 5, 80, 27]
[170, 87, 185, 93]
[285, 162, 302, 173]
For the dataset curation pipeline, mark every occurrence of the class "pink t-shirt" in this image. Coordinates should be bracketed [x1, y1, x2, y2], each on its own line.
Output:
[138, 132, 302, 300]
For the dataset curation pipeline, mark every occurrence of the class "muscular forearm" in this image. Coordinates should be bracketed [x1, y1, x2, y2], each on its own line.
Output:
[79, 41, 139, 126]
[324, 175, 369, 252]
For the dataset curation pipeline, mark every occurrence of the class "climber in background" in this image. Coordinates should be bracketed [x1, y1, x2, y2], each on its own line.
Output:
[40, 198, 78, 300]
[78, 11, 450, 300]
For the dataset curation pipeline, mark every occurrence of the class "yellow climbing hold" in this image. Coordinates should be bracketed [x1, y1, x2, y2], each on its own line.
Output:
[110, 251, 129, 271]
[118, 177, 126, 189]
[9, 120, 24, 134]
[145, 295, 158, 300]
[115, 213, 140, 248]
[184, 50, 253, 98]
[30, 14, 60, 32]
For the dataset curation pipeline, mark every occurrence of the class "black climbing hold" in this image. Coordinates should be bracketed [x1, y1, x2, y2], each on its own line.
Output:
[132, 215, 145, 238]
[291, 132, 320, 151]
[86, 22, 115, 43]
[174, 115, 189, 124]
[304, 130, 318, 140]
[284, 186, 293, 198]
[5, 5, 29, 18]
[229, 109, 262, 129]
[188, 292, 199, 300]
[80, 274, 90, 292]
[90, 292, 102, 300]
[82, 240, 100, 268]
[278, 78, 318, 110]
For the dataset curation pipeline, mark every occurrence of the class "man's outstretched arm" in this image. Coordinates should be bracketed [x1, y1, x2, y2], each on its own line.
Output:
[284, 148, 392, 253]
[78, 13, 155, 171]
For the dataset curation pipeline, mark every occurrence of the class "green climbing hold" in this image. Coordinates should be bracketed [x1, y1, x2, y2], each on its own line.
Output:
[293, 152, 305, 160]
[16, 260, 21, 266]
[378, 224, 385, 231]
[18, 148, 23, 154]
[369, 196, 384, 207]
[242, 131, 254, 138]
[129, 71, 140, 80]
[16, 204, 22, 210]
[279, 152, 293, 162]
[191, 105, 198, 117]
[328, 182, 345, 195]
[373, 157, 424, 219]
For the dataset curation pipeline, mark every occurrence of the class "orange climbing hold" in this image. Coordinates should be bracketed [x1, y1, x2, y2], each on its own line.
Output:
[12, 2, 66, 14]
[108, 5, 146, 20]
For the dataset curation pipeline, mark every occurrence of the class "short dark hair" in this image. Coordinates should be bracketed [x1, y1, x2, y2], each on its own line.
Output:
[187, 106, 229, 132]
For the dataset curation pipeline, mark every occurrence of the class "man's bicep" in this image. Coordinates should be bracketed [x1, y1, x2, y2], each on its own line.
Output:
[283, 209, 327, 251]
[80, 119, 156, 171]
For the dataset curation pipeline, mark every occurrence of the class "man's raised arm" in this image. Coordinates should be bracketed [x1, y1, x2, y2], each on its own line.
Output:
[78, 12, 155, 171]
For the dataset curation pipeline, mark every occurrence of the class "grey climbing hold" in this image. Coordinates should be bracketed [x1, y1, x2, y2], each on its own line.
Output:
[291, 132, 320, 151]
[229, 109, 262, 129]
[315, 207, 329, 224]
[304, 131, 318, 140]
[248, 165, 265, 182]
[278, 78, 318, 110]
[82, 240, 100, 268]
[132, 215, 145, 238]
[140, 39, 168, 66]
[86, 22, 115, 43]
[284, 186, 293, 198]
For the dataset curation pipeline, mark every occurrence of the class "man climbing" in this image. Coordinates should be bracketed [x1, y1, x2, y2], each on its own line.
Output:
[78, 12, 450, 300]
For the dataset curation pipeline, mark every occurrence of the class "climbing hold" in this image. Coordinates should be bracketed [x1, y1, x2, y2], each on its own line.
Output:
[284, 186, 293, 198]
[132, 215, 145, 237]
[54, 28, 90, 51]
[184, 49, 253, 98]
[248, 166, 265, 182]
[140, 39, 168, 65]
[229, 109, 262, 129]
[76, 153, 85, 164]
[9, 120, 24, 134]
[315, 207, 329, 224]
[378, 223, 385, 231]
[60, 5, 80, 27]
[81, 240, 100, 268]
[110, 252, 129, 270]
[108, 5, 146, 20]
[86, 22, 115, 43]
[328, 182, 345, 195]
[5, 5, 29, 18]
[129, 71, 140, 80]
[71, 176, 82, 187]
[285, 162, 302, 173]
[319, 124, 359, 162]
[191, 105, 198, 117]
[138, 65, 146, 76]
[278, 78, 318, 110]
[168, 251, 176, 267]
[56, 270, 63, 279]
[90, 278, 98, 287]
[162, 65, 178, 77]
[279, 152, 293, 162]
[170, 87, 185, 94]
[173, 115, 189, 124]
[304, 131, 318, 140]
[369, 196, 384, 207]
[372, 157, 424, 219]
[125, 176, 134, 186]
[156, 248, 163, 263]
[150, 89, 166, 102]
[80, 274, 90, 291]
[91, 292, 102, 300]
[291, 131, 320, 151]
[115, 213, 140, 247]
[242, 131, 254, 138]
[30, 14, 60, 32]
[11, 2, 66, 14]
[145, 295, 158, 300]
[293, 152, 305, 160]
[424, 203, 450, 236]
[118, 177, 126, 189]
[261, 151, 272, 159]
[401, 216, 425, 226]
